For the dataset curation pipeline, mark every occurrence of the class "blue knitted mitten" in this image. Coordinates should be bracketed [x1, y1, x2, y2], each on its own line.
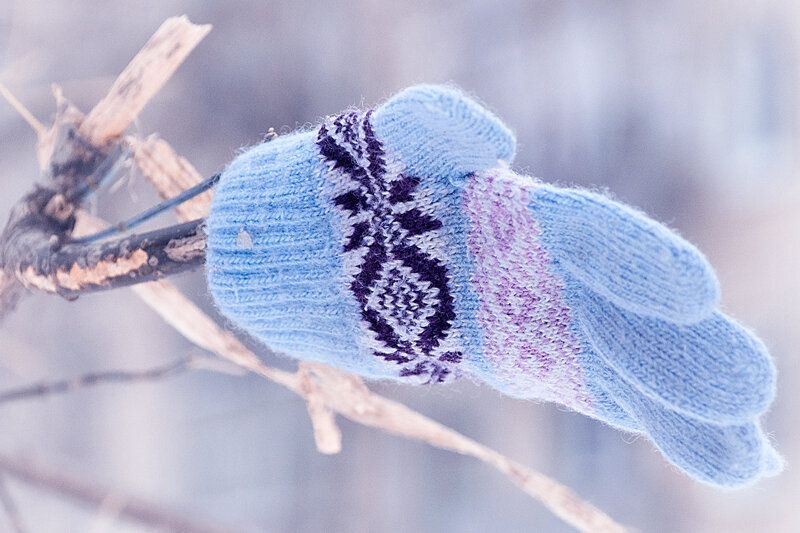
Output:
[206, 85, 781, 488]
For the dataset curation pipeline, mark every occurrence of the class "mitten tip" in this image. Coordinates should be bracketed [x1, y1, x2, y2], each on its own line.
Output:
[371, 84, 516, 179]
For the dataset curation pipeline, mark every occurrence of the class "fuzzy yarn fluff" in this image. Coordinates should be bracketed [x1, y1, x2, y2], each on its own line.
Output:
[206, 84, 781, 488]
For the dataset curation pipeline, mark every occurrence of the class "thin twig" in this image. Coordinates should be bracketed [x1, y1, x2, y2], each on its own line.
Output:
[0, 452, 237, 533]
[128, 134, 213, 220]
[0, 83, 45, 135]
[0, 476, 28, 533]
[73, 172, 218, 243]
[0, 357, 193, 405]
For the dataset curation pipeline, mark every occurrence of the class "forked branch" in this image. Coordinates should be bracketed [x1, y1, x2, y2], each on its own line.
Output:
[0, 15, 212, 312]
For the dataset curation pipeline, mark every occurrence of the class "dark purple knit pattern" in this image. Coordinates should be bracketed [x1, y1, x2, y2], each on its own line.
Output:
[317, 110, 462, 383]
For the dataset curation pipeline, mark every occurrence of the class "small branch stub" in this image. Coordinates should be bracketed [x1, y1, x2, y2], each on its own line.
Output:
[299, 363, 343, 455]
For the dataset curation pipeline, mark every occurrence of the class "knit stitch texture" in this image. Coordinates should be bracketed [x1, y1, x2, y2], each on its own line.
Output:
[206, 84, 781, 488]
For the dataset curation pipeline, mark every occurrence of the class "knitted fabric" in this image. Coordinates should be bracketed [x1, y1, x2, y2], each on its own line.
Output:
[206, 84, 781, 488]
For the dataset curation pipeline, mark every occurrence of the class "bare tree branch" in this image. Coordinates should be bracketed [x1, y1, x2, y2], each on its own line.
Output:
[6, 217, 206, 298]
[0, 357, 193, 405]
[0, 452, 238, 533]
[0, 17, 212, 317]
[0, 113, 110, 308]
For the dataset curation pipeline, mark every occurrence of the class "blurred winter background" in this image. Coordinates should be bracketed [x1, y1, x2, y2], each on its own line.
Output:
[0, 1, 798, 532]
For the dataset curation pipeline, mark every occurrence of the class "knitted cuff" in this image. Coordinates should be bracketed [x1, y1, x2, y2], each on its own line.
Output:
[207, 85, 516, 383]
